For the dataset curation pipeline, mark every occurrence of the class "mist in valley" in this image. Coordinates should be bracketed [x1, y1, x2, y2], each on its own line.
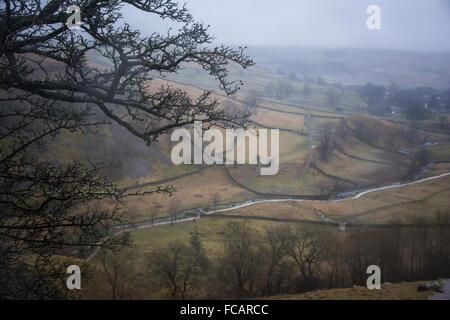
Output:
[2, 0, 450, 302]
[124, 0, 450, 51]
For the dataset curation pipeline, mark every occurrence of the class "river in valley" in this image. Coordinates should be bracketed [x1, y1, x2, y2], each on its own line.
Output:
[112, 141, 449, 231]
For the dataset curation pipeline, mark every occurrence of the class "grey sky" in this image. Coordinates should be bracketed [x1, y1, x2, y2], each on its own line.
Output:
[123, 0, 450, 52]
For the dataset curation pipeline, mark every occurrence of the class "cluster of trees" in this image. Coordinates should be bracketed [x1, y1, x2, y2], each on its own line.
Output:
[326, 88, 341, 107]
[303, 83, 312, 98]
[317, 120, 346, 161]
[356, 83, 450, 120]
[317, 118, 431, 183]
[325, 212, 450, 289]
[406, 149, 431, 177]
[243, 90, 262, 110]
[438, 114, 448, 129]
[356, 82, 387, 115]
[149, 230, 209, 300]
[264, 81, 295, 100]
[263, 76, 334, 101]
[98, 213, 450, 300]
[301, 76, 327, 86]
[405, 104, 428, 121]
[352, 116, 421, 148]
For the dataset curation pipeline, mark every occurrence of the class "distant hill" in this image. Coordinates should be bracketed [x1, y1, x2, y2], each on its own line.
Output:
[247, 47, 450, 89]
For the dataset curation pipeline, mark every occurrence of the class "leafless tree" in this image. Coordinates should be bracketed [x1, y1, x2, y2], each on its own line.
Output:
[148, 234, 208, 300]
[284, 224, 328, 292]
[244, 89, 262, 110]
[168, 199, 180, 225]
[303, 83, 311, 99]
[0, 0, 253, 298]
[218, 222, 263, 299]
[326, 88, 340, 107]
[438, 114, 448, 130]
[210, 192, 221, 207]
[99, 243, 141, 300]
[317, 122, 338, 161]
[261, 225, 289, 296]
[150, 202, 163, 224]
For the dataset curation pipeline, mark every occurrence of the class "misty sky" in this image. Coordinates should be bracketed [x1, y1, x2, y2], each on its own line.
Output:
[123, 0, 450, 52]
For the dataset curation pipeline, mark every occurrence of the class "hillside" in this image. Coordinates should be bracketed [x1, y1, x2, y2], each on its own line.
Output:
[247, 47, 450, 89]
[41, 60, 450, 224]
[34, 56, 449, 302]
[35, 53, 450, 300]
[269, 281, 439, 300]
[4, 0, 450, 303]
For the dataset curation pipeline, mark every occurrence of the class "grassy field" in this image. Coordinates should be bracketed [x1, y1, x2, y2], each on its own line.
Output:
[43, 58, 450, 229]
[270, 281, 436, 300]
[223, 111, 450, 197]
[54, 55, 450, 301]
[226, 201, 321, 221]
[94, 72, 450, 225]
[193, 164, 450, 225]
[251, 107, 304, 130]
[26, 48, 450, 301]
[122, 165, 256, 222]
[302, 172, 450, 224]
[84, 217, 289, 299]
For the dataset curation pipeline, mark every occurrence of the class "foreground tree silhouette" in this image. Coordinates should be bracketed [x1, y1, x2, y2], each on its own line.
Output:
[0, 0, 253, 299]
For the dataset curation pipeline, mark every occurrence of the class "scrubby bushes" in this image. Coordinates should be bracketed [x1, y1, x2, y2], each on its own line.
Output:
[97, 211, 450, 300]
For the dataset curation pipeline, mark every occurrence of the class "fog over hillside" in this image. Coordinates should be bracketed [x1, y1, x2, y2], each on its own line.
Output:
[123, 0, 450, 52]
[2, 0, 450, 303]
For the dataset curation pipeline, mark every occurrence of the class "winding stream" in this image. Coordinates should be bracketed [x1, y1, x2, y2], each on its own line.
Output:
[113, 142, 449, 231]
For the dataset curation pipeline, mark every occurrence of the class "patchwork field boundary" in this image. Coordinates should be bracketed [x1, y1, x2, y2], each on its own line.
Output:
[348, 186, 450, 220]
[255, 103, 345, 120]
[122, 166, 210, 191]
[343, 122, 412, 156]
[311, 162, 359, 186]
[207, 213, 450, 229]
[249, 120, 303, 134]
[335, 146, 403, 167]
[222, 165, 331, 200]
